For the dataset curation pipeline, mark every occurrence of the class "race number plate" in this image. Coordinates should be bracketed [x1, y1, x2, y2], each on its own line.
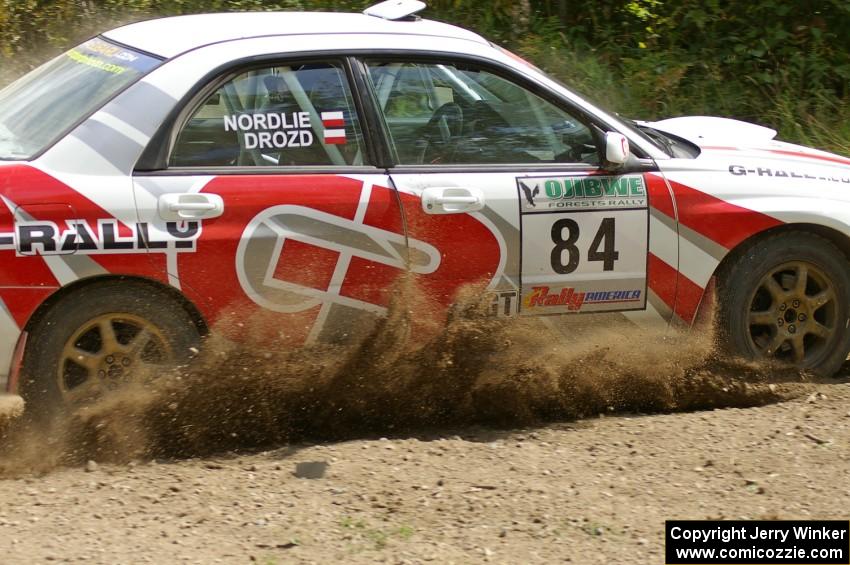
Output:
[517, 174, 649, 316]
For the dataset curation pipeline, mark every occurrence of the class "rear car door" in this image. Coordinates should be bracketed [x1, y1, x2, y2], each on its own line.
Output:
[132, 58, 407, 344]
[362, 58, 672, 323]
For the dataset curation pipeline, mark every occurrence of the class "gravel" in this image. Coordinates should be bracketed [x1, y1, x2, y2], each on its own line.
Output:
[0, 381, 847, 564]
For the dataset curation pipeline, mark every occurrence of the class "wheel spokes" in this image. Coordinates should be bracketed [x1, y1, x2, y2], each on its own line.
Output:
[808, 289, 835, 311]
[794, 264, 809, 294]
[762, 332, 787, 356]
[69, 347, 102, 372]
[762, 275, 787, 303]
[748, 310, 775, 325]
[127, 328, 153, 356]
[789, 335, 806, 363]
[807, 322, 831, 339]
[57, 314, 171, 403]
[98, 319, 120, 352]
[63, 375, 105, 404]
[747, 260, 838, 367]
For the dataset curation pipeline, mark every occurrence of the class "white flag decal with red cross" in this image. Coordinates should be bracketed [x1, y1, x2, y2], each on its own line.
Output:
[321, 111, 346, 145]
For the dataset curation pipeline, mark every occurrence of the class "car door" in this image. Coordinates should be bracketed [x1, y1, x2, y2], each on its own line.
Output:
[132, 58, 408, 345]
[362, 57, 674, 324]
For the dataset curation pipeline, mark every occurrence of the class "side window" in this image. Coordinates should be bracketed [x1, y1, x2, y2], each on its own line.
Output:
[171, 62, 365, 168]
[366, 61, 597, 166]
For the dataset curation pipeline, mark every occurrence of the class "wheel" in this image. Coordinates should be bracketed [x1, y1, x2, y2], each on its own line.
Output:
[717, 231, 850, 376]
[20, 280, 201, 417]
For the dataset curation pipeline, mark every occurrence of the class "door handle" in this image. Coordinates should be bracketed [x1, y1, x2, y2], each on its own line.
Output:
[422, 187, 485, 215]
[168, 202, 217, 212]
[433, 196, 479, 205]
[158, 193, 224, 221]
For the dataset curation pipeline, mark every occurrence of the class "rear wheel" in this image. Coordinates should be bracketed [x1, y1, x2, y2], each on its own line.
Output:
[717, 231, 850, 376]
[21, 280, 201, 417]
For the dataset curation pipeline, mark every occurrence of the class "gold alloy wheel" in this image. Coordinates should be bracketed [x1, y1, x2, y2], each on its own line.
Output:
[747, 261, 838, 364]
[58, 314, 171, 403]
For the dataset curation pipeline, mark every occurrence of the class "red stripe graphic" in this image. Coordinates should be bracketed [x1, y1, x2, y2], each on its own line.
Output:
[674, 269, 706, 323]
[322, 118, 345, 128]
[645, 173, 676, 219]
[702, 146, 850, 167]
[0, 288, 53, 328]
[648, 252, 705, 324]
[667, 178, 782, 249]
[765, 149, 850, 167]
[647, 252, 676, 310]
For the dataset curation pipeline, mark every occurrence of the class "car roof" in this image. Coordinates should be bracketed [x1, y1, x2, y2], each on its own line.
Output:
[103, 12, 488, 59]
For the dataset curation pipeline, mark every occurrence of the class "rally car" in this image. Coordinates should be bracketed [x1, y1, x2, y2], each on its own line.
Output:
[0, 0, 849, 415]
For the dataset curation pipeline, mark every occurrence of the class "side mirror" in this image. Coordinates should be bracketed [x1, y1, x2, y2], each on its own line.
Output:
[604, 132, 630, 166]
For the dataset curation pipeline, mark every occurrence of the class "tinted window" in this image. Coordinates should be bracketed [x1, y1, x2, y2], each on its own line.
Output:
[171, 62, 365, 168]
[366, 61, 597, 166]
[0, 37, 161, 160]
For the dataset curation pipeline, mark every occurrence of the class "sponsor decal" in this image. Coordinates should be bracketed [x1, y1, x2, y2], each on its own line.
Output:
[66, 50, 127, 75]
[236, 204, 440, 314]
[67, 37, 160, 74]
[728, 164, 850, 184]
[1, 219, 200, 257]
[221, 110, 349, 149]
[321, 111, 347, 145]
[523, 285, 642, 312]
[224, 112, 315, 150]
[518, 175, 647, 211]
[487, 290, 518, 317]
[519, 182, 540, 208]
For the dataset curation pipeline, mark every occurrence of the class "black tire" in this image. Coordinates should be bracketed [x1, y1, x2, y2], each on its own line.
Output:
[20, 280, 201, 418]
[716, 231, 850, 376]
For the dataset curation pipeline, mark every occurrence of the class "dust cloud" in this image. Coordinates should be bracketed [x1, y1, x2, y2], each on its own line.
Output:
[0, 277, 810, 475]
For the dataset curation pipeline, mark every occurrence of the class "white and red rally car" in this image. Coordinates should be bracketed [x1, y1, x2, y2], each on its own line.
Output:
[0, 0, 849, 413]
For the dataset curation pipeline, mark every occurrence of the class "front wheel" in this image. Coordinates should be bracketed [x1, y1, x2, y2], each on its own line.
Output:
[20, 280, 201, 417]
[717, 231, 850, 376]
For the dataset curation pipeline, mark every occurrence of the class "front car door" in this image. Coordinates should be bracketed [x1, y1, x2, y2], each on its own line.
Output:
[133, 58, 408, 344]
[361, 57, 675, 326]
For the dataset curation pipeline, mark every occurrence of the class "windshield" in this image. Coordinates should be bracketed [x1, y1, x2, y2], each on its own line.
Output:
[0, 37, 162, 160]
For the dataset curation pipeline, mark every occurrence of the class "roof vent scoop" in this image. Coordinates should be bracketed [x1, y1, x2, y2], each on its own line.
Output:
[364, 0, 426, 21]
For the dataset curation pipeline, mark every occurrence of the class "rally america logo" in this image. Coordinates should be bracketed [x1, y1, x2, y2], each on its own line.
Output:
[524, 286, 643, 312]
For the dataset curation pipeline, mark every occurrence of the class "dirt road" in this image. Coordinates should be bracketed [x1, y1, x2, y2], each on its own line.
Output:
[0, 377, 846, 564]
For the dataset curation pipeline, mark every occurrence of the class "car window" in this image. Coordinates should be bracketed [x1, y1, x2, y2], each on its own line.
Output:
[365, 61, 597, 166]
[0, 37, 161, 161]
[171, 62, 365, 168]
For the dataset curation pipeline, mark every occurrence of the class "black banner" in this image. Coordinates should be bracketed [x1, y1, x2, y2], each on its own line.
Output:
[666, 520, 849, 564]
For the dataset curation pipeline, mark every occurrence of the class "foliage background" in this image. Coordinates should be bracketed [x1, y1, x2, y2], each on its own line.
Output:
[0, 0, 848, 154]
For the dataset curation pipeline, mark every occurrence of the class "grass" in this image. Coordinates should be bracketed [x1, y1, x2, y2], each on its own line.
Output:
[339, 515, 416, 551]
[517, 34, 850, 158]
[767, 93, 850, 156]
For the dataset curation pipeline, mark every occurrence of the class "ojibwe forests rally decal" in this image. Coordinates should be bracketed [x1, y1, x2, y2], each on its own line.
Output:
[517, 174, 649, 316]
[179, 175, 502, 344]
